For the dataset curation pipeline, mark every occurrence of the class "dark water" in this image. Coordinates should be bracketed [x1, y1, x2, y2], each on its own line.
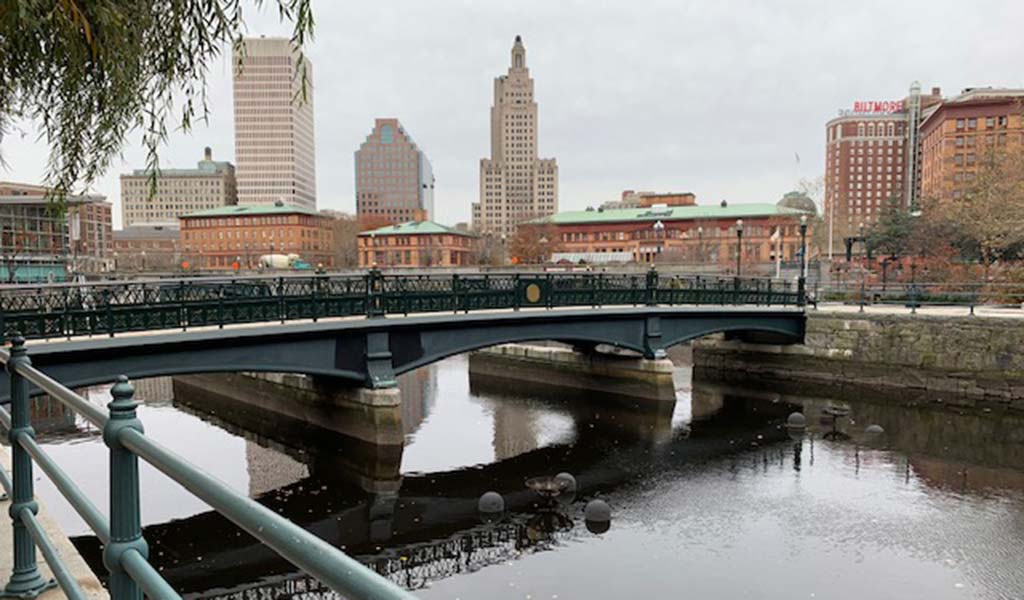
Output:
[31, 355, 1024, 599]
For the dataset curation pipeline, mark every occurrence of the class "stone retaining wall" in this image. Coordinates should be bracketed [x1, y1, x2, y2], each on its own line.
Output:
[693, 311, 1024, 409]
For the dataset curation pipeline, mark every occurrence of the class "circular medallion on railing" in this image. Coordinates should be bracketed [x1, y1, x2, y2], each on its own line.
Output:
[525, 283, 542, 304]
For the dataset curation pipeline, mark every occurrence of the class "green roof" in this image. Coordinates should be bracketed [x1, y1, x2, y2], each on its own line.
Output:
[359, 220, 475, 237]
[180, 203, 320, 218]
[533, 203, 811, 225]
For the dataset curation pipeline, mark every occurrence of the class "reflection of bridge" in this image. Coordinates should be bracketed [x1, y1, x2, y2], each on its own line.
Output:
[70, 392, 794, 595]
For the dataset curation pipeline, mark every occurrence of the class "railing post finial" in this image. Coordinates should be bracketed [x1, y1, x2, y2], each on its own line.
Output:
[3, 333, 57, 598]
[102, 375, 147, 600]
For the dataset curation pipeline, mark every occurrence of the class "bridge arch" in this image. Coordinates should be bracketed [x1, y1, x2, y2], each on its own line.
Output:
[11, 307, 804, 398]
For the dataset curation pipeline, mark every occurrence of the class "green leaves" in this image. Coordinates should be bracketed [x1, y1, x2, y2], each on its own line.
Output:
[0, 0, 314, 205]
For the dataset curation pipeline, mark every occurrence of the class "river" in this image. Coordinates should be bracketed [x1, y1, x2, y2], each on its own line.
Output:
[29, 353, 1024, 599]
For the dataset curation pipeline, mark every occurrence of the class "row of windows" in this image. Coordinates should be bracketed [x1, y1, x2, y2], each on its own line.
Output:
[955, 116, 1009, 130]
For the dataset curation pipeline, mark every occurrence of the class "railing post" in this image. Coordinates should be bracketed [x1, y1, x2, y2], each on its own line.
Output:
[277, 277, 286, 323]
[513, 274, 521, 311]
[102, 376, 147, 600]
[797, 276, 807, 308]
[452, 274, 460, 314]
[646, 267, 658, 307]
[3, 335, 57, 597]
[366, 269, 383, 318]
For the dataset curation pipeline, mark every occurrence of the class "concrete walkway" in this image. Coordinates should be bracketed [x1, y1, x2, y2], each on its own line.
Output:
[0, 450, 108, 599]
[815, 302, 1024, 319]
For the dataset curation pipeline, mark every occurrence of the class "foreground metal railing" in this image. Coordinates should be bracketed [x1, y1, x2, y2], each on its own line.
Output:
[0, 270, 806, 340]
[0, 336, 416, 599]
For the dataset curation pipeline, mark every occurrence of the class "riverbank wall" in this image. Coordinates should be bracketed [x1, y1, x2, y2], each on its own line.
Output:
[693, 311, 1024, 410]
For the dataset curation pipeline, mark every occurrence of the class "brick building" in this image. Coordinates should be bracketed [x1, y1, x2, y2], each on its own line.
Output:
[112, 225, 181, 272]
[0, 182, 111, 282]
[824, 84, 944, 255]
[355, 118, 435, 224]
[120, 147, 237, 227]
[602, 191, 696, 210]
[180, 202, 333, 271]
[919, 88, 1024, 203]
[357, 221, 474, 268]
[528, 199, 813, 266]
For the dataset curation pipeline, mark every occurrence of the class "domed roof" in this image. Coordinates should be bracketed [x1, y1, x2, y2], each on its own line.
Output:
[777, 191, 817, 215]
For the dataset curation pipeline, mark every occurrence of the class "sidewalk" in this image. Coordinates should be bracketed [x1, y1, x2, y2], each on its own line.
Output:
[815, 302, 1024, 319]
[0, 449, 108, 599]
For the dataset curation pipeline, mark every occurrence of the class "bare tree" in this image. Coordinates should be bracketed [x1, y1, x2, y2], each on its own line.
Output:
[939, 143, 1024, 270]
[0, 226, 28, 283]
[509, 224, 560, 265]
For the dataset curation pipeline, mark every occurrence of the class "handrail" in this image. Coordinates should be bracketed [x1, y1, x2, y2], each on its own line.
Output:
[0, 269, 807, 340]
[118, 427, 413, 599]
[19, 510, 87, 600]
[0, 337, 418, 599]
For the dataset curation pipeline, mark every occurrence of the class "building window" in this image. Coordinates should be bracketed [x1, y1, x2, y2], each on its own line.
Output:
[967, 118, 977, 130]
[956, 119, 965, 130]
[380, 124, 394, 144]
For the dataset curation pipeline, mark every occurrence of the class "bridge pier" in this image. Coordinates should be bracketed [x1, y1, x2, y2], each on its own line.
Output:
[468, 343, 677, 408]
[171, 373, 405, 494]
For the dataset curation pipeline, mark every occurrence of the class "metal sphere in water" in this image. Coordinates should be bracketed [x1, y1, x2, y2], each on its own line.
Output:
[554, 472, 577, 493]
[786, 412, 807, 429]
[865, 424, 885, 435]
[585, 499, 611, 522]
[478, 491, 505, 514]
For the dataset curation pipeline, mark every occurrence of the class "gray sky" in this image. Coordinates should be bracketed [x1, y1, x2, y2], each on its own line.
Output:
[5, 0, 1024, 228]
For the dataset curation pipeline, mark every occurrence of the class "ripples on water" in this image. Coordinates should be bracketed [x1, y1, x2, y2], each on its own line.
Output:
[27, 354, 1024, 599]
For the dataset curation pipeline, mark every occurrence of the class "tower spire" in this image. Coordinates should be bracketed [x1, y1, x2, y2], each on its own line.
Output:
[511, 35, 526, 70]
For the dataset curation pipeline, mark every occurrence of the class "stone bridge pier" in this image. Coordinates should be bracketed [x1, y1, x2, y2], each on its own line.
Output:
[468, 343, 678, 408]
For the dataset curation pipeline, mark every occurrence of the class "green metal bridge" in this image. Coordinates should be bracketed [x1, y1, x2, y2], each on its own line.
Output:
[0, 270, 807, 599]
[0, 270, 805, 341]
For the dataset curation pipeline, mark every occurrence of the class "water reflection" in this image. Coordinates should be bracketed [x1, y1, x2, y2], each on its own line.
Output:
[21, 354, 1024, 599]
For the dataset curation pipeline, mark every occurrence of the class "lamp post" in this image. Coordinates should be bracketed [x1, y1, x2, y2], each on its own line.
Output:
[652, 220, 665, 263]
[140, 250, 146, 273]
[799, 215, 808, 307]
[696, 226, 703, 263]
[538, 235, 549, 264]
[735, 219, 744, 277]
[369, 234, 377, 269]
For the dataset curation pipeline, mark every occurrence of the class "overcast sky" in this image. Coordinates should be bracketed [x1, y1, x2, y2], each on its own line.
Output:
[5, 0, 1024, 229]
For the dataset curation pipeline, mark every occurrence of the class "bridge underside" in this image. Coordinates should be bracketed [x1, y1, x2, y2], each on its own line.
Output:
[8, 307, 805, 398]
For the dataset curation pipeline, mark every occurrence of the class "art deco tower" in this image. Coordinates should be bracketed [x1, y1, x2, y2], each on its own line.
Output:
[233, 36, 317, 210]
[473, 36, 558, 236]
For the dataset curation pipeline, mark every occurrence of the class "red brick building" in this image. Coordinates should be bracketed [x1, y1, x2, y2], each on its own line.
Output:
[823, 84, 943, 254]
[919, 88, 1024, 203]
[180, 203, 333, 270]
[529, 199, 813, 267]
[357, 221, 474, 268]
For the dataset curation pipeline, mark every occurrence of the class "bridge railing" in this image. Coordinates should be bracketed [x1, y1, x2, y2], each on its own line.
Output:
[0, 336, 417, 599]
[0, 270, 805, 340]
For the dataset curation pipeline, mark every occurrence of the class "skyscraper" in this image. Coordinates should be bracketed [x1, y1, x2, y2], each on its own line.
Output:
[473, 35, 558, 236]
[233, 36, 316, 210]
[355, 118, 435, 224]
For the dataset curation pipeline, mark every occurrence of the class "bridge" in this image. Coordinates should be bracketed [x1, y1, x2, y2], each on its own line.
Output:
[1, 270, 806, 397]
[0, 269, 807, 599]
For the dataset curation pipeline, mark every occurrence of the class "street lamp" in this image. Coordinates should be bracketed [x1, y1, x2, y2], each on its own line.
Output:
[538, 235, 549, 264]
[735, 219, 744, 277]
[696, 225, 703, 263]
[652, 220, 665, 263]
[369, 233, 377, 269]
[799, 215, 808, 307]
